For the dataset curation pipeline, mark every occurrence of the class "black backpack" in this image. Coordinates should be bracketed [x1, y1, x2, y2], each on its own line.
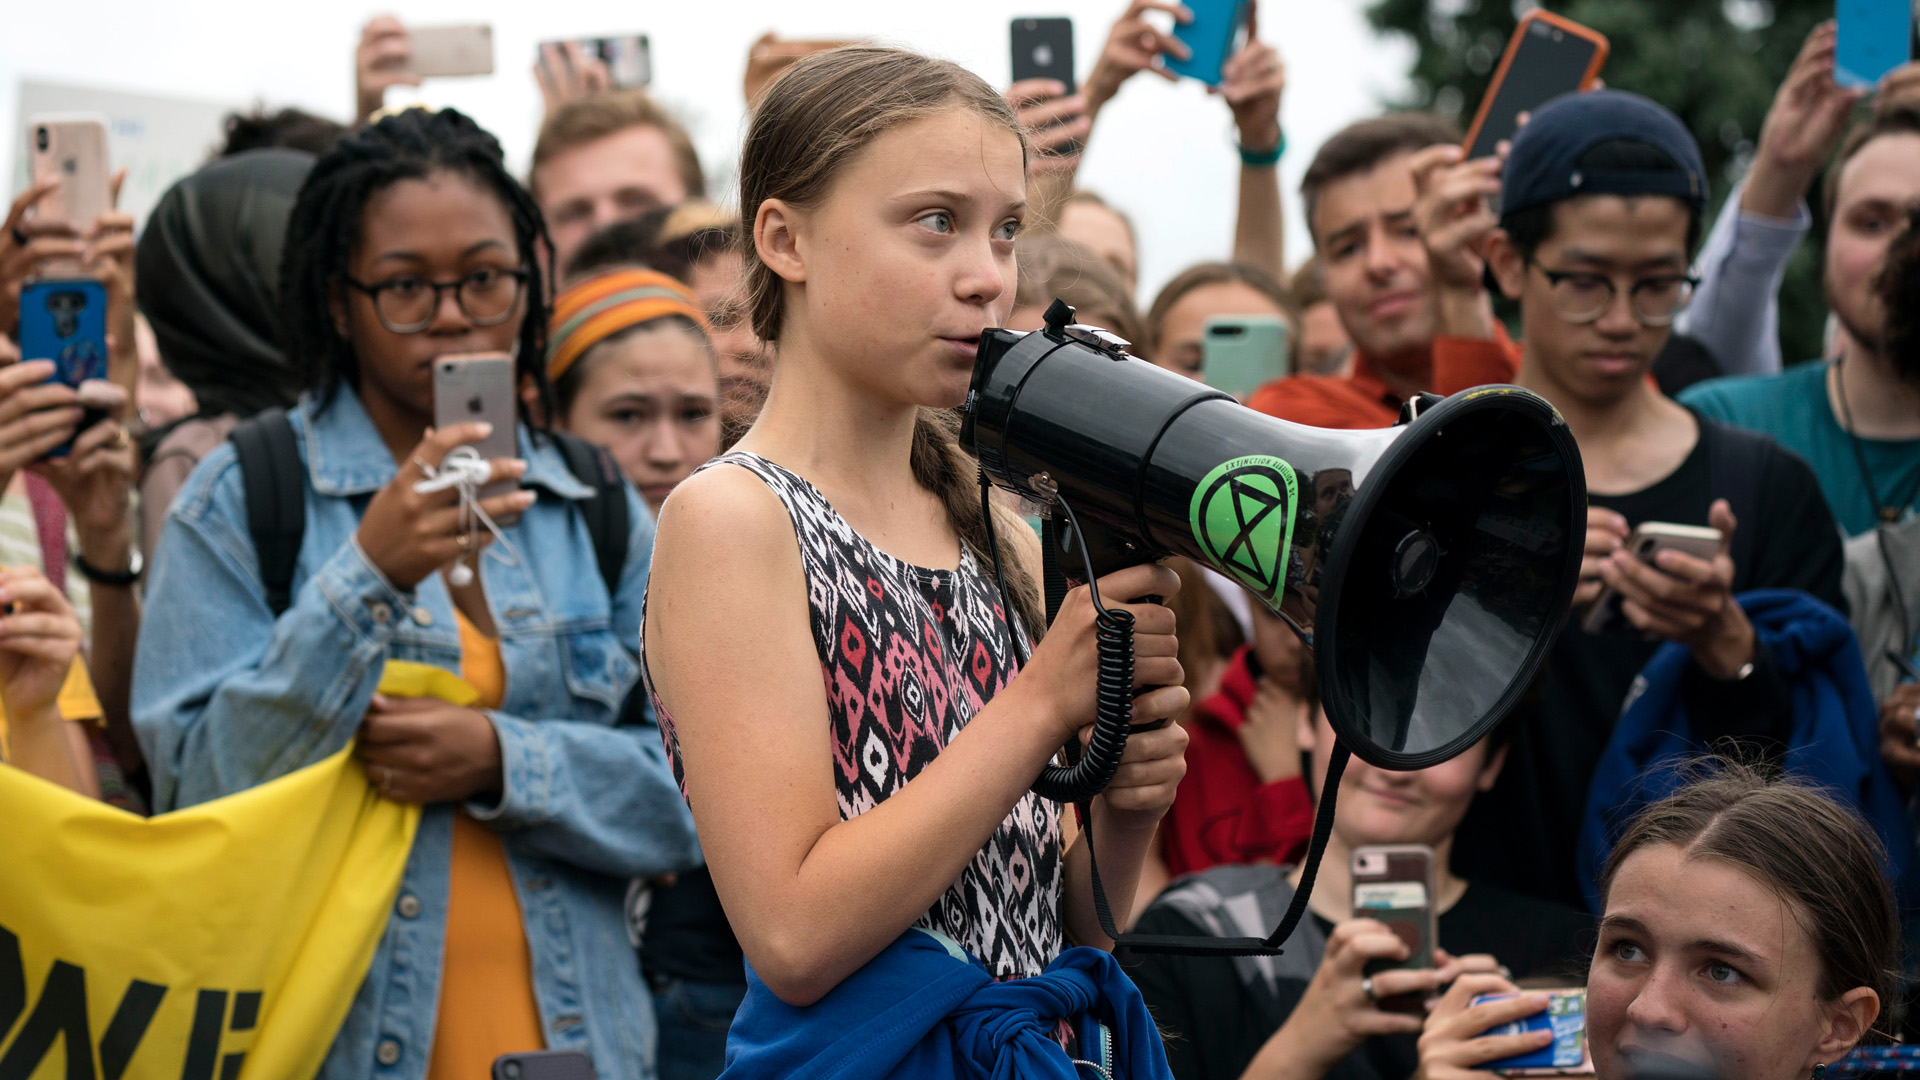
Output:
[229, 408, 630, 617]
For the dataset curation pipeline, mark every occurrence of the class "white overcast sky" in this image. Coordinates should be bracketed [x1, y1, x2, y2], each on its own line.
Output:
[0, 0, 1411, 299]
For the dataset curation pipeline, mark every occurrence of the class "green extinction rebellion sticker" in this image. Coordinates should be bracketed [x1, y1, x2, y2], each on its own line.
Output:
[1189, 455, 1299, 607]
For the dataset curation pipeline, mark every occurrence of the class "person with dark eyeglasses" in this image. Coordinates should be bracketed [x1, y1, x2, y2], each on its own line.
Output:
[1445, 90, 1848, 913]
[133, 107, 698, 1080]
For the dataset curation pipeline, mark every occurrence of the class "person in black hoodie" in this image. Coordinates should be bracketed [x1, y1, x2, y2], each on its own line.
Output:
[134, 147, 312, 563]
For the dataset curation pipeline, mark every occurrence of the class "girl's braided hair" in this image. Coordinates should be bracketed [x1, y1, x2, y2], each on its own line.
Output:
[279, 107, 555, 423]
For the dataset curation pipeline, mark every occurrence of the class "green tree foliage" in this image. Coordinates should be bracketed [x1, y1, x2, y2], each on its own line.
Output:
[1367, 0, 1831, 363]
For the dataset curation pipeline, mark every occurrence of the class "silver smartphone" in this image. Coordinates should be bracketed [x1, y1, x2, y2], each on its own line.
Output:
[432, 352, 518, 498]
[409, 24, 496, 78]
[1581, 522, 1723, 637]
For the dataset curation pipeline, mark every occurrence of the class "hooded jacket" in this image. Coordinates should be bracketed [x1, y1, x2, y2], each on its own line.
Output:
[1579, 589, 1914, 914]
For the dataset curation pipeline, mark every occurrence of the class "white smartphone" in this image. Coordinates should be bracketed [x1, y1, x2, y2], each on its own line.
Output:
[1581, 522, 1724, 637]
[432, 353, 519, 498]
[409, 24, 496, 78]
[27, 113, 111, 235]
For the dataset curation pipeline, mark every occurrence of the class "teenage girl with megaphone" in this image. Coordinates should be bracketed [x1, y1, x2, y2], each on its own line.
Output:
[641, 45, 1192, 1073]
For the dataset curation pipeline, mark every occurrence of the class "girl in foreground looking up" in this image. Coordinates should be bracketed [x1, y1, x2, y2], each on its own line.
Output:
[640, 45, 1190, 1069]
[1416, 766, 1895, 1080]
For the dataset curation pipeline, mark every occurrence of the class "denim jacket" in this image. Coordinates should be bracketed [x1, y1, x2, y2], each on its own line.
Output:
[133, 389, 701, 1080]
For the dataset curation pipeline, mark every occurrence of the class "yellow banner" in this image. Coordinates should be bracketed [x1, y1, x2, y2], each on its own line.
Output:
[0, 734, 421, 1078]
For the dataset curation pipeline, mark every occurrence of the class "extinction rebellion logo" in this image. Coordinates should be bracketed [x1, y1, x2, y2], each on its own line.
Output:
[1188, 455, 1299, 606]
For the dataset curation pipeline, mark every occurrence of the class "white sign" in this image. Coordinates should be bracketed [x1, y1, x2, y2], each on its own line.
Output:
[12, 79, 238, 230]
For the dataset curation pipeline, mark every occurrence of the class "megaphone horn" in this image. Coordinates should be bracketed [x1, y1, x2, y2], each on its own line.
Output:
[962, 300, 1586, 775]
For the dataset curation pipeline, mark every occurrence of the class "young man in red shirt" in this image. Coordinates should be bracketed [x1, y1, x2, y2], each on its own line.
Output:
[1247, 113, 1519, 428]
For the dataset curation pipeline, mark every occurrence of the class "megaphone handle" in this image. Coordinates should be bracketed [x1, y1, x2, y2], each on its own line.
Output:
[1129, 592, 1171, 731]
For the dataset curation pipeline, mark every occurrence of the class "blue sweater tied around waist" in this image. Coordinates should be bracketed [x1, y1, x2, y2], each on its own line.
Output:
[719, 927, 1174, 1080]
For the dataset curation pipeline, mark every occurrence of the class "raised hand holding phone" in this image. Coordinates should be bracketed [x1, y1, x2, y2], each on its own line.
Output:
[1084, 0, 1193, 114]
[536, 41, 613, 112]
[1010, 18, 1087, 160]
[1743, 22, 1864, 220]
[355, 16, 421, 123]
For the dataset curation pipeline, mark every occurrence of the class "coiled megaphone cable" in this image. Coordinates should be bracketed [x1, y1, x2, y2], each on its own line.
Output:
[978, 472, 1140, 804]
[977, 468, 1344, 957]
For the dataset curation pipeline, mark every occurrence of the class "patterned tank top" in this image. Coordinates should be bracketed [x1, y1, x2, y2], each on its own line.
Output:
[643, 452, 1063, 979]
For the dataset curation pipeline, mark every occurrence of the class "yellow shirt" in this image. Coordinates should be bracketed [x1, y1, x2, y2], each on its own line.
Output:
[427, 611, 544, 1080]
[0, 657, 104, 760]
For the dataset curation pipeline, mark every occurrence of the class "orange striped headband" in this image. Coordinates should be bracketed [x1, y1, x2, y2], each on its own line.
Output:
[546, 268, 711, 382]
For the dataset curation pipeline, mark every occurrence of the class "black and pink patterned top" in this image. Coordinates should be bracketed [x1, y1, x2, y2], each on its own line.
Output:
[642, 452, 1063, 979]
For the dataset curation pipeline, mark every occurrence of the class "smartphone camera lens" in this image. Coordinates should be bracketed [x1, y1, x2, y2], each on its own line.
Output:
[503, 1064, 521, 1080]
[35, 127, 49, 152]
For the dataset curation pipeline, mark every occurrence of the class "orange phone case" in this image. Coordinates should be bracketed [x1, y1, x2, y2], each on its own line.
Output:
[1459, 11, 1610, 158]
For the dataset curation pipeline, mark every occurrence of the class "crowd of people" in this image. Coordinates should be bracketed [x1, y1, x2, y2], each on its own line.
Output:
[2, 4, 1919, 1079]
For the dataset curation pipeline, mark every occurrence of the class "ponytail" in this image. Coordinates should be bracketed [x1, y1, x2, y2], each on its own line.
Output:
[909, 409, 1045, 642]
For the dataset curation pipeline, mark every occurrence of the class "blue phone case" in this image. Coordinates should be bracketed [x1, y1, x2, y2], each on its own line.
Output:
[1836, 0, 1914, 90]
[17, 278, 108, 458]
[1166, 0, 1247, 85]
[1473, 991, 1587, 1072]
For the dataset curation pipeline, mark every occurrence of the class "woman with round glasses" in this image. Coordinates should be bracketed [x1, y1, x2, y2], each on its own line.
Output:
[133, 108, 698, 1080]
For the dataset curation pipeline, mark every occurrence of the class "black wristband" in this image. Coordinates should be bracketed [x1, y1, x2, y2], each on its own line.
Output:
[74, 548, 143, 587]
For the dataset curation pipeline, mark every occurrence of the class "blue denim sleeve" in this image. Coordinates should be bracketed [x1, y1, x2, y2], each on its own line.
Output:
[133, 447, 411, 812]
[465, 485, 701, 879]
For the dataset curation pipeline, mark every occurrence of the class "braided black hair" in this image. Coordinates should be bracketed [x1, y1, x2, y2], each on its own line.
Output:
[278, 107, 555, 424]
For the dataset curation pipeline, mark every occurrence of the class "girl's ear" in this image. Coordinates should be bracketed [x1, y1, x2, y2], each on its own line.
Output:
[755, 198, 807, 286]
[330, 283, 350, 340]
[1811, 987, 1879, 1071]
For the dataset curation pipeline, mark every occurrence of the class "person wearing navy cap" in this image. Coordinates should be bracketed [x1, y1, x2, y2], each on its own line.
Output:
[1449, 89, 1849, 910]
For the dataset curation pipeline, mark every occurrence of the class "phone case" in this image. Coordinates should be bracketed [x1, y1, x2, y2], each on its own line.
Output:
[27, 114, 111, 236]
[1202, 316, 1291, 400]
[409, 25, 496, 78]
[1579, 523, 1724, 636]
[18, 278, 108, 459]
[1352, 845, 1436, 979]
[1461, 12, 1609, 161]
[1474, 990, 1592, 1075]
[432, 354, 519, 498]
[1165, 0, 1247, 86]
[491, 1050, 596, 1080]
[1836, 0, 1914, 89]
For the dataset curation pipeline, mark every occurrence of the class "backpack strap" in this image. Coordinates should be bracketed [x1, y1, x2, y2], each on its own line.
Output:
[230, 408, 306, 617]
[548, 430, 630, 602]
[1699, 414, 1766, 584]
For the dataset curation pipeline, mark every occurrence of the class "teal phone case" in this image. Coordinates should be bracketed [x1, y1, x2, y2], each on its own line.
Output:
[1165, 0, 1247, 85]
[1201, 315, 1290, 399]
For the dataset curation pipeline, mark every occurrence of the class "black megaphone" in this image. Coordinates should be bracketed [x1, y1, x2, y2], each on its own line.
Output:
[960, 300, 1586, 955]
